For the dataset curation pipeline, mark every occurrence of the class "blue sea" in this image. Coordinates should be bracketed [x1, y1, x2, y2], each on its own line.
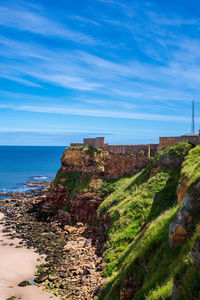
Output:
[0, 146, 66, 193]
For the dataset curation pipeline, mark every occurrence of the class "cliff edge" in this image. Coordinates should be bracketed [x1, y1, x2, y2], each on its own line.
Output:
[42, 141, 200, 299]
[44, 144, 150, 223]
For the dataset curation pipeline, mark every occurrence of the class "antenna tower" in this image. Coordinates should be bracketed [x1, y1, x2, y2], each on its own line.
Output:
[191, 100, 195, 134]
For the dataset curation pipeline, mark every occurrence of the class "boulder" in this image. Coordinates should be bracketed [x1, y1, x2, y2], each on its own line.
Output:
[18, 280, 31, 287]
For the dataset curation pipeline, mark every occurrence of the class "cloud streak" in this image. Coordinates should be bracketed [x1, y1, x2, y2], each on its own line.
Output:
[0, 4, 97, 45]
[0, 103, 190, 122]
[0, 0, 200, 145]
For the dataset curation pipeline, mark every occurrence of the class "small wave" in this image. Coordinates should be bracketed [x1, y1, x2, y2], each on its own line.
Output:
[33, 176, 48, 180]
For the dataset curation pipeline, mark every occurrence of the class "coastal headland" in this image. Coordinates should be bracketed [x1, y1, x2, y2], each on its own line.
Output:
[1, 139, 200, 299]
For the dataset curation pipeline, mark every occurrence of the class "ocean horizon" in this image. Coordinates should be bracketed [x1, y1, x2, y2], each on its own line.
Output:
[0, 146, 66, 193]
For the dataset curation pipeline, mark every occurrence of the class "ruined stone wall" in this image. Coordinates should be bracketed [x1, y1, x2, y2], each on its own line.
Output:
[83, 137, 105, 147]
[70, 143, 84, 147]
[159, 136, 198, 150]
[70, 139, 158, 157]
[104, 144, 158, 156]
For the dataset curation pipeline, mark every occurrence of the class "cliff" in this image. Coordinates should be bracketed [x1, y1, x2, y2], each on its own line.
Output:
[43, 141, 200, 299]
[96, 142, 200, 300]
[44, 144, 150, 223]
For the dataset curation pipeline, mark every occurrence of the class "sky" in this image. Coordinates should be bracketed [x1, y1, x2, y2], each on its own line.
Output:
[1, 0, 200, 145]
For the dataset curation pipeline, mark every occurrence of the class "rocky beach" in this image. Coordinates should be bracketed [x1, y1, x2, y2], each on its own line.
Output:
[0, 184, 104, 300]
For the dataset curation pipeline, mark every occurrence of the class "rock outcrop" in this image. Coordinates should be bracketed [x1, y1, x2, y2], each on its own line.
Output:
[44, 145, 150, 223]
[169, 181, 200, 247]
[35, 141, 200, 299]
[61, 146, 149, 179]
[169, 145, 200, 247]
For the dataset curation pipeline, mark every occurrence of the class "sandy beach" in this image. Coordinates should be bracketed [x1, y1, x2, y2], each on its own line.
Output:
[0, 212, 58, 300]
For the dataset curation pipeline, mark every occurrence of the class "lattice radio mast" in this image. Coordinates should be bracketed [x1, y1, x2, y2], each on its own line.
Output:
[191, 100, 195, 135]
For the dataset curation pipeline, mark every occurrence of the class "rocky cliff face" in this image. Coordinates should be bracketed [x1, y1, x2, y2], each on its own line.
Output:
[43, 145, 150, 223]
[42, 142, 200, 299]
[95, 142, 200, 300]
[169, 146, 200, 247]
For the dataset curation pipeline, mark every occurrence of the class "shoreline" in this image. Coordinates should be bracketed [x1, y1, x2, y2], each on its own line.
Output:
[0, 179, 51, 197]
[0, 212, 58, 300]
[0, 188, 104, 299]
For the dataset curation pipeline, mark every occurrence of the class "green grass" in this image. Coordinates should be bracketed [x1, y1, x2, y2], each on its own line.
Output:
[97, 142, 200, 300]
[153, 142, 192, 162]
[99, 178, 130, 198]
[52, 168, 92, 211]
[98, 164, 181, 277]
[180, 145, 200, 189]
[98, 209, 200, 300]
[52, 168, 65, 186]
[70, 144, 104, 156]
[175, 262, 200, 299]
[52, 169, 92, 199]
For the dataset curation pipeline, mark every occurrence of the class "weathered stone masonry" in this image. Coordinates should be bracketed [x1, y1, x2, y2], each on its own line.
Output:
[71, 137, 158, 157]
[159, 130, 200, 150]
[71, 131, 200, 157]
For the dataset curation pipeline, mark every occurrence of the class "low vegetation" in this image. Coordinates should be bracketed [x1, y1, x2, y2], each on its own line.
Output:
[52, 168, 92, 201]
[180, 145, 200, 189]
[96, 142, 200, 299]
[70, 144, 104, 157]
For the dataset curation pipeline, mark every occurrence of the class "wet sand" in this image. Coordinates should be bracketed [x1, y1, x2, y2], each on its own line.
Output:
[0, 212, 58, 300]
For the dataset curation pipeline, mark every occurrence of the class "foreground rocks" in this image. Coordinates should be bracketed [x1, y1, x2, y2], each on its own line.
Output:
[0, 189, 104, 299]
[169, 180, 200, 247]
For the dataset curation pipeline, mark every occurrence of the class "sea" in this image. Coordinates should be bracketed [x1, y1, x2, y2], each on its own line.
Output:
[0, 146, 66, 193]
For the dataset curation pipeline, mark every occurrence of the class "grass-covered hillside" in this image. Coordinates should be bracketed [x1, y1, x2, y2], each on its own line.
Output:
[96, 142, 200, 300]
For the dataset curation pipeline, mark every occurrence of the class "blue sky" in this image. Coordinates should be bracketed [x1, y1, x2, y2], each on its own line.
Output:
[1, 0, 200, 145]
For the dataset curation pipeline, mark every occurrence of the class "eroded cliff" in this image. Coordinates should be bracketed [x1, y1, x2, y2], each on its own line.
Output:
[44, 145, 150, 223]
[43, 142, 200, 299]
[96, 142, 200, 300]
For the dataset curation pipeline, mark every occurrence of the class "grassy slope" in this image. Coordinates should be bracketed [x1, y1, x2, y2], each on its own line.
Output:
[97, 142, 200, 300]
[180, 145, 200, 189]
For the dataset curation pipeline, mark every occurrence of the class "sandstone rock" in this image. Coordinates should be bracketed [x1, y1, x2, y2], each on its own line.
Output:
[48, 274, 58, 281]
[61, 147, 149, 180]
[34, 273, 48, 283]
[169, 224, 187, 247]
[89, 178, 103, 191]
[169, 179, 200, 247]
[64, 225, 77, 234]
[76, 222, 84, 227]
[177, 177, 188, 204]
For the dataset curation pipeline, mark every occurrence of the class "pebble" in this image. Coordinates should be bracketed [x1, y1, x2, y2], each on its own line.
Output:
[0, 188, 105, 299]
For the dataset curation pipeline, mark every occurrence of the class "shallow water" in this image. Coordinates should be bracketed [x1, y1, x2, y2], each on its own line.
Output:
[0, 146, 66, 192]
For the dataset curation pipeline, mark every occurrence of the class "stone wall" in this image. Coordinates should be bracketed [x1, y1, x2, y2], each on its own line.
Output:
[71, 131, 200, 155]
[70, 143, 84, 147]
[83, 137, 105, 148]
[104, 144, 158, 156]
[159, 135, 199, 150]
[70, 137, 158, 157]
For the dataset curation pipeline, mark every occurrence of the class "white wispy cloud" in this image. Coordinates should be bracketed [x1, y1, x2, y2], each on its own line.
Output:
[0, 103, 190, 122]
[0, 4, 97, 45]
[0, 74, 42, 87]
[1, 1, 200, 115]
